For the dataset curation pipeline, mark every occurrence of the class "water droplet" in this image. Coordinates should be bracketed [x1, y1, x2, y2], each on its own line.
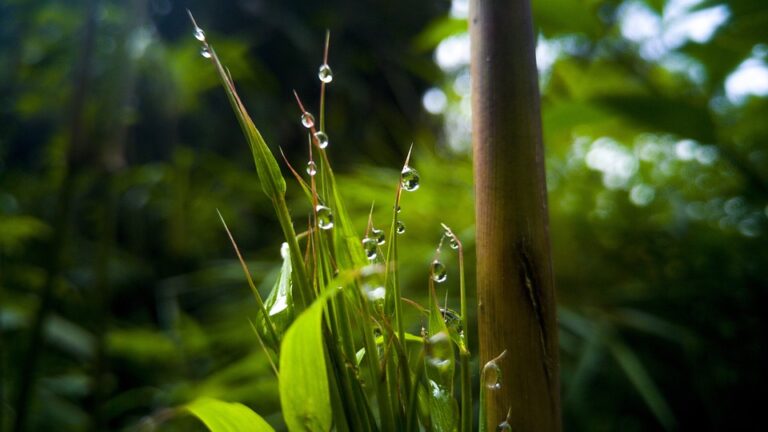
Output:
[194, 27, 206, 42]
[316, 205, 334, 230]
[362, 237, 378, 260]
[371, 228, 385, 245]
[395, 205, 401, 213]
[280, 242, 289, 259]
[318, 64, 333, 83]
[301, 112, 315, 129]
[366, 286, 385, 302]
[484, 363, 502, 390]
[449, 237, 459, 250]
[200, 46, 212, 58]
[426, 332, 452, 371]
[440, 307, 463, 332]
[314, 131, 329, 149]
[431, 259, 447, 283]
[401, 166, 420, 191]
[396, 220, 406, 234]
[496, 421, 512, 431]
[306, 160, 317, 176]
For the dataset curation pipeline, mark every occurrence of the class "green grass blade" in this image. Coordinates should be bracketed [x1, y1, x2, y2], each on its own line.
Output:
[217, 210, 280, 348]
[208, 52, 285, 200]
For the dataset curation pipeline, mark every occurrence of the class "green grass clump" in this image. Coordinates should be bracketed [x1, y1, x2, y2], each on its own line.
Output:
[173, 13, 500, 432]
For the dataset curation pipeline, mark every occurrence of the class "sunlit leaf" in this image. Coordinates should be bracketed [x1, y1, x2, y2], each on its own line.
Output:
[278, 282, 342, 432]
[185, 397, 275, 432]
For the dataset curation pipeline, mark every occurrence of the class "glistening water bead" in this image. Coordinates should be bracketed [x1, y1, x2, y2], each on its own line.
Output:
[200, 46, 212, 58]
[426, 332, 452, 371]
[318, 64, 333, 83]
[449, 237, 459, 250]
[316, 205, 334, 230]
[431, 259, 447, 283]
[371, 228, 385, 245]
[306, 161, 317, 176]
[484, 363, 502, 390]
[396, 220, 406, 234]
[194, 27, 206, 42]
[314, 131, 329, 149]
[362, 237, 378, 260]
[301, 112, 315, 129]
[401, 165, 420, 191]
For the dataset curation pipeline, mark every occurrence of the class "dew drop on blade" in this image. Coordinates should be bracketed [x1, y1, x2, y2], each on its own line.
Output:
[431, 259, 447, 283]
[314, 131, 329, 149]
[306, 160, 317, 176]
[484, 363, 502, 390]
[280, 242, 289, 259]
[396, 220, 406, 234]
[401, 165, 420, 191]
[200, 46, 212, 58]
[440, 307, 463, 332]
[362, 237, 378, 260]
[318, 64, 333, 83]
[316, 204, 334, 230]
[426, 332, 452, 371]
[194, 27, 206, 42]
[366, 286, 385, 302]
[371, 228, 385, 245]
[449, 237, 459, 250]
[301, 112, 315, 129]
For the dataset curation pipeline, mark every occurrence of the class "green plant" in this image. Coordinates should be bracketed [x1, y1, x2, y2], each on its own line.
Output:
[164, 13, 504, 432]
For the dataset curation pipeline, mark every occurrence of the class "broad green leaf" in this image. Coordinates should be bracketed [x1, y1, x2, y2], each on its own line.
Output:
[185, 397, 275, 432]
[279, 280, 344, 432]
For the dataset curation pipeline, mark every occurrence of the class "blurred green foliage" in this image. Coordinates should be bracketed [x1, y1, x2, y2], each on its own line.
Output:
[1, 0, 766, 431]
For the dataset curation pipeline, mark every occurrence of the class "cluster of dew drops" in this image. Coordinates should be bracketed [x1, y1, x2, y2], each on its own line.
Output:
[305, 61, 334, 230]
[430, 227, 459, 284]
[361, 166, 421, 260]
[304, 64, 332, 177]
[190, 16, 212, 58]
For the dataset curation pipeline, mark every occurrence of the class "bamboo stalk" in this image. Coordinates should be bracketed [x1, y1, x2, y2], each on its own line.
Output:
[469, 0, 561, 430]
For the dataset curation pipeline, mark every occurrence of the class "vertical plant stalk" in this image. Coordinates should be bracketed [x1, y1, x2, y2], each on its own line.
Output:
[469, 0, 561, 430]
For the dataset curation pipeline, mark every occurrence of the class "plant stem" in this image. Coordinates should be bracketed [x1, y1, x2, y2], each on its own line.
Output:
[469, 0, 561, 429]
